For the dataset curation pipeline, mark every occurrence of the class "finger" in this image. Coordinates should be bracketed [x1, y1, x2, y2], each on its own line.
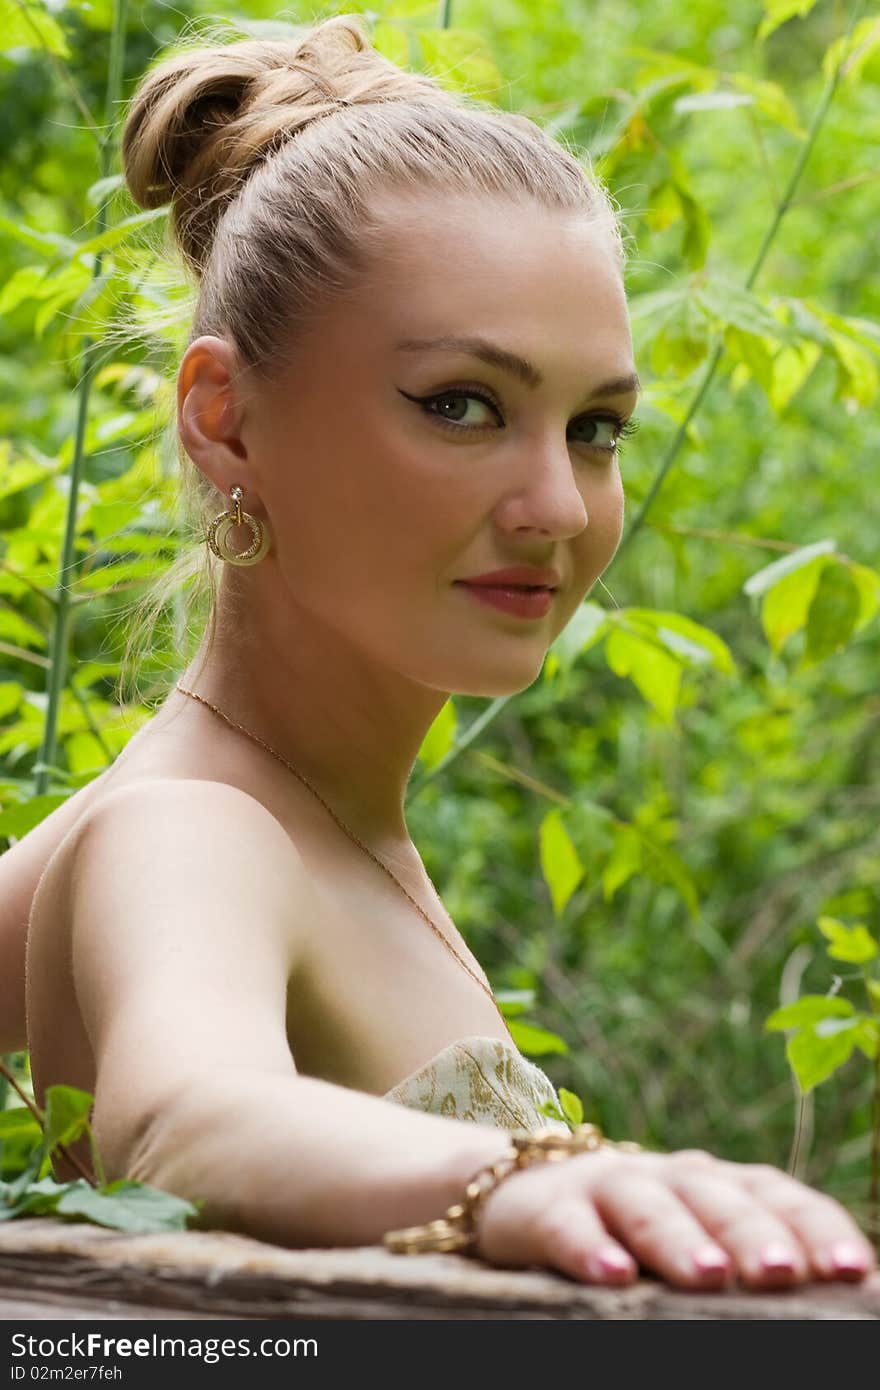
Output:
[533, 1198, 642, 1285]
[480, 1192, 639, 1285]
[591, 1173, 734, 1289]
[735, 1164, 877, 1282]
[667, 1166, 811, 1288]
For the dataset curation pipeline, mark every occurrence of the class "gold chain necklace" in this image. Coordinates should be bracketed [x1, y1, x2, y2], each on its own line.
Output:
[174, 682, 513, 1039]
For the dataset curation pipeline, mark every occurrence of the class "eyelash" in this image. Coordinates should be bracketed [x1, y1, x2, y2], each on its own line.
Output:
[403, 384, 641, 455]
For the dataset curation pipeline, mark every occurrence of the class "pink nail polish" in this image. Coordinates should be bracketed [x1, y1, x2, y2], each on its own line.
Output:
[595, 1245, 635, 1277]
[760, 1242, 797, 1272]
[830, 1241, 870, 1274]
[692, 1243, 731, 1274]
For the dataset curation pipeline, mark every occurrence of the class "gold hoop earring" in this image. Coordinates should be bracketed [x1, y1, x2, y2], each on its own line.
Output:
[206, 485, 270, 566]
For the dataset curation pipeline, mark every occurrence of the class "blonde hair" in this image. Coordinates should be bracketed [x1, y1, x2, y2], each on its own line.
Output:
[116, 12, 626, 708]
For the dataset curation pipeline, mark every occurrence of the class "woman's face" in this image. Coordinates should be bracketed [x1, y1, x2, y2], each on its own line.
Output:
[245, 191, 638, 698]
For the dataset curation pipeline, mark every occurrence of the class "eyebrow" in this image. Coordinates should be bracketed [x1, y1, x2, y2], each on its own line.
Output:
[394, 334, 641, 399]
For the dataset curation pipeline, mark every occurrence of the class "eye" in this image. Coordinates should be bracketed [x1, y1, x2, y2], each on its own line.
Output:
[398, 385, 640, 455]
[399, 385, 503, 432]
[571, 414, 641, 454]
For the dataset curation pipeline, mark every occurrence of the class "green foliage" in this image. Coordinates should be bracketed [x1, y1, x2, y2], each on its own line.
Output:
[0, 1078, 199, 1233]
[2, 0, 880, 1238]
[765, 917, 879, 1105]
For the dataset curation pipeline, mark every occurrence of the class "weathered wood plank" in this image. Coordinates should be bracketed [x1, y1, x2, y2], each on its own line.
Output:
[0, 1218, 877, 1320]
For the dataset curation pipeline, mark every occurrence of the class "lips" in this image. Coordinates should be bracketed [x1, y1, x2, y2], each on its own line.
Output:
[457, 582, 553, 591]
[456, 565, 561, 589]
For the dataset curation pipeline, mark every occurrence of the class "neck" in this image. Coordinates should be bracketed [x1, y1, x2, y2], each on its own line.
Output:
[167, 582, 452, 853]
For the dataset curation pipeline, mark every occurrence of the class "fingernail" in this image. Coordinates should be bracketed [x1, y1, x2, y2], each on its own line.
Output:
[692, 1243, 732, 1275]
[830, 1241, 870, 1274]
[593, 1245, 636, 1278]
[760, 1241, 797, 1272]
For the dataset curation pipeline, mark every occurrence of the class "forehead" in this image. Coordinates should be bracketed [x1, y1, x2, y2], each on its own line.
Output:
[353, 190, 631, 361]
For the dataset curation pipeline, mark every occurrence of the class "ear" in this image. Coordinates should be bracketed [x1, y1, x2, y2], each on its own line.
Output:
[178, 336, 253, 498]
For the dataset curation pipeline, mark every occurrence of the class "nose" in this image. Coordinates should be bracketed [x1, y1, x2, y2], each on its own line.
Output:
[495, 433, 590, 540]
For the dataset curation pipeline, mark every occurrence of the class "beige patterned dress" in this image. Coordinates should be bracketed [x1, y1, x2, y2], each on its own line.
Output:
[383, 1034, 570, 1134]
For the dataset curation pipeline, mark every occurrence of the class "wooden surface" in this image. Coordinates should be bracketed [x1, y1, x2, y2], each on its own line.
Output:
[0, 1218, 878, 1320]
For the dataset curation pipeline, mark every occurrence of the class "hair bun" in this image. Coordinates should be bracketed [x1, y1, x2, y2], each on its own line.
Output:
[121, 13, 409, 273]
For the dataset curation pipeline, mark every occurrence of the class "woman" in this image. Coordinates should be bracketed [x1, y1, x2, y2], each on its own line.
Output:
[10, 14, 876, 1290]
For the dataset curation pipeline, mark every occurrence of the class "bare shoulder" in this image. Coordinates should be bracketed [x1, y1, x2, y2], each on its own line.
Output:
[74, 776, 315, 960]
[29, 775, 318, 1025]
[26, 775, 319, 1181]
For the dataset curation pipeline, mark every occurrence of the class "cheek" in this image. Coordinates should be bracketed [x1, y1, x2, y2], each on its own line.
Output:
[585, 464, 625, 544]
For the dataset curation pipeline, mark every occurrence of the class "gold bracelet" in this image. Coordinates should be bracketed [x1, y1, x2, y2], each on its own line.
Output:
[382, 1122, 644, 1257]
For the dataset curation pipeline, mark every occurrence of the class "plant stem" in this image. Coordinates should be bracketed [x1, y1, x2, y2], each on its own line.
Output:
[406, 0, 865, 800]
[0, 1059, 96, 1188]
[34, 0, 128, 798]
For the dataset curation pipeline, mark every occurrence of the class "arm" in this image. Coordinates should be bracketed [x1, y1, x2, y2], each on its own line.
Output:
[63, 778, 875, 1287]
[1, 787, 99, 1054]
[66, 779, 510, 1248]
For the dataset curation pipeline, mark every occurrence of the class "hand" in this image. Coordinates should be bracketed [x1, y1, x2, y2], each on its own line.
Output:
[475, 1145, 877, 1289]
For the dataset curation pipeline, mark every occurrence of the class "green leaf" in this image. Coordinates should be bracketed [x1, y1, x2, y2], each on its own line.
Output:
[56, 1180, 198, 1233]
[829, 330, 879, 407]
[605, 627, 681, 724]
[0, 793, 70, 838]
[867, 978, 880, 1009]
[786, 1018, 860, 1093]
[742, 538, 837, 598]
[758, 0, 820, 44]
[0, 0, 70, 56]
[0, 216, 76, 259]
[697, 277, 792, 343]
[418, 699, 457, 769]
[548, 601, 608, 676]
[75, 208, 168, 258]
[66, 0, 115, 32]
[669, 173, 710, 269]
[817, 916, 878, 964]
[853, 1017, 880, 1060]
[633, 829, 700, 919]
[41, 1086, 94, 1162]
[602, 824, 643, 900]
[0, 447, 55, 500]
[85, 173, 125, 210]
[537, 1098, 568, 1124]
[823, 16, 880, 84]
[765, 994, 855, 1031]
[623, 609, 735, 673]
[729, 72, 804, 136]
[0, 1107, 42, 1174]
[759, 554, 828, 653]
[0, 265, 48, 316]
[848, 561, 880, 631]
[558, 1088, 584, 1126]
[0, 1174, 66, 1221]
[768, 340, 822, 411]
[507, 1020, 569, 1057]
[539, 809, 585, 918]
[803, 562, 862, 665]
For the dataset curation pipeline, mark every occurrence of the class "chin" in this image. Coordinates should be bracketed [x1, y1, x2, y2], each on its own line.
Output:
[453, 667, 543, 699]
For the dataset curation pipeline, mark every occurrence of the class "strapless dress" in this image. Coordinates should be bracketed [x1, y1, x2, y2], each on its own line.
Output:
[382, 1034, 570, 1134]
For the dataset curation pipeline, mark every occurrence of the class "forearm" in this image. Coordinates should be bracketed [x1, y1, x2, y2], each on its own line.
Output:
[122, 1067, 513, 1248]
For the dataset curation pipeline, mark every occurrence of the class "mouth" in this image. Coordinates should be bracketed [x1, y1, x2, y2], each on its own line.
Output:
[453, 581, 558, 619]
[455, 582, 557, 592]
